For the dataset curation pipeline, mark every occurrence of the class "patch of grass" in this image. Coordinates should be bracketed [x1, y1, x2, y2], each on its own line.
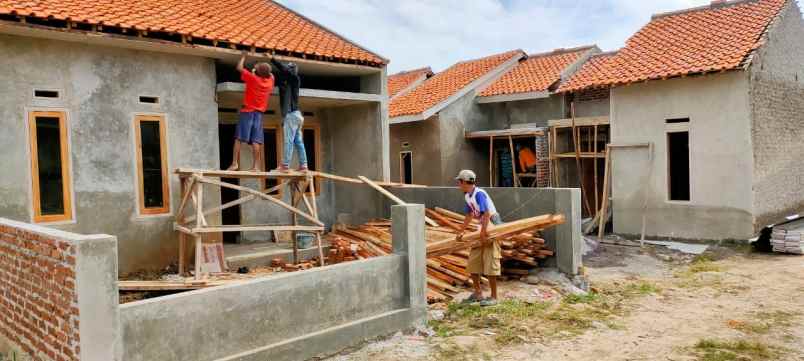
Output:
[693, 338, 781, 361]
[728, 311, 800, 335]
[688, 256, 722, 273]
[623, 280, 661, 296]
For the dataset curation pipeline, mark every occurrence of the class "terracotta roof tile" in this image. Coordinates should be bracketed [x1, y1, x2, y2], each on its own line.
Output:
[559, 0, 786, 92]
[557, 51, 619, 93]
[390, 50, 525, 118]
[0, 0, 386, 66]
[479, 46, 593, 97]
[388, 67, 434, 98]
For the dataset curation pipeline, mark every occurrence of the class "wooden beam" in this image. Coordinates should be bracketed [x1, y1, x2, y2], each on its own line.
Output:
[308, 175, 325, 267]
[194, 177, 203, 280]
[357, 175, 439, 227]
[598, 147, 611, 239]
[570, 102, 593, 216]
[593, 124, 599, 217]
[489, 136, 494, 187]
[196, 175, 324, 227]
[175, 176, 196, 223]
[508, 136, 518, 187]
[184, 181, 285, 224]
[191, 225, 324, 233]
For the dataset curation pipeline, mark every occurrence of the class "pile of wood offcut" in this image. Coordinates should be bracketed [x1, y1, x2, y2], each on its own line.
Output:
[324, 207, 565, 303]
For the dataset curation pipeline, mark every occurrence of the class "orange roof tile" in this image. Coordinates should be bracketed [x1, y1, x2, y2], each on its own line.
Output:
[559, 0, 787, 92]
[0, 0, 386, 66]
[557, 51, 619, 93]
[479, 46, 593, 97]
[388, 67, 433, 98]
[390, 50, 525, 118]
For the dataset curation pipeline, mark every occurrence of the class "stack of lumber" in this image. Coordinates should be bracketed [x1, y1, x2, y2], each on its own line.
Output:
[771, 227, 804, 254]
[323, 207, 565, 303]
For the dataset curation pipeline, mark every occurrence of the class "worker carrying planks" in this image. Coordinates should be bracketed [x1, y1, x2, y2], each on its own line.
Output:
[453, 169, 503, 307]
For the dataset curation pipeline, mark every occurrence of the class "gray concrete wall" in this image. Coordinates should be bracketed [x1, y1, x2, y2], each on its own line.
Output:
[0, 34, 220, 273]
[324, 103, 387, 224]
[610, 71, 754, 240]
[389, 117, 443, 185]
[388, 187, 582, 274]
[747, 1, 804, 229]
[120, 204, 427, 361]
[482, 95, 566, 129]
[437, 90, 492, 187]
[574, 98, 610, 118]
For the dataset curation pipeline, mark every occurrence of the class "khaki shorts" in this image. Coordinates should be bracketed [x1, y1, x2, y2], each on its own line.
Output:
[467, 240, 501, 276]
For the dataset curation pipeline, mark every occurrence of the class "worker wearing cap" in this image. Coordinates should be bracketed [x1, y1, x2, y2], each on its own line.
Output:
[455, 169, 502, 306]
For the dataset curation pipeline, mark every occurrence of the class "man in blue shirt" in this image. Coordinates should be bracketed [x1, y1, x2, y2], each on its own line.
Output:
[455, 170, 502, 306]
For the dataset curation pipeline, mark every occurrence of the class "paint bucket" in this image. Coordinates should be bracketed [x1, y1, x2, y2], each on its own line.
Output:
[296, 232, 315, 249]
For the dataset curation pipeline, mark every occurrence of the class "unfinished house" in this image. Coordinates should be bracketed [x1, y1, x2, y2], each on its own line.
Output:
[388, 50, 526, 186]
[558, 0, 804, 240]
[472, 46, 599, 190]
[388, 46, 600, 188]
[0, 1, 392, 274]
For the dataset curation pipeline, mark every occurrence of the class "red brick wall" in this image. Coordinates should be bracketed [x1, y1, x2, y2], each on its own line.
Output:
[0, 224, 80, 361]
[535, 134, 550, 187]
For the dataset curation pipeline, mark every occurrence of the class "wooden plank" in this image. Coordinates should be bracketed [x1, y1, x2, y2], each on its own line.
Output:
[194, 177, 203, 280]
[547, 115, 609, 128]
[598, 147, 611, 239]
[593, 124, 599, 217]
[191, 225, 324, 233]
[427, 214, 565, 257]
[639, 143, 654, 245]
[357, 175, 438, 227]
[508, 136, 519, 187]
[184, 181, 284, 224]
[308, 175, 325, 267]
[465, 128, 545, 139]
[552, 152, 606, 159]
[570, 102, 592, 216]
[489, 136, 494, 187]
[175, 167, 427, 188]
[197, 175, 324, 227]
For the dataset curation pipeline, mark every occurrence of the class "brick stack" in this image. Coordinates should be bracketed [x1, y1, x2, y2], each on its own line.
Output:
[0, 224, 80, 361]
[771, 227, 804, 254]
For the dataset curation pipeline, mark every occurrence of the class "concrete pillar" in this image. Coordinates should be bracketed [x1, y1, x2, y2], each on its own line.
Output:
[75, 234, 122, 361]
[554, 188, 582, 275]
[391, 204, 427, 315]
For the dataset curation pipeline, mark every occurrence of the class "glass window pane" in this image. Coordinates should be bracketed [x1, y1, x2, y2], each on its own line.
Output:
[35, 117, 65, 216]
[140, 120, 164, 208]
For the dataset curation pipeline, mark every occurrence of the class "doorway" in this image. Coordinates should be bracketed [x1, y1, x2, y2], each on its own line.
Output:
[218, 123, 241, 243]
[400, 151, 412, 184]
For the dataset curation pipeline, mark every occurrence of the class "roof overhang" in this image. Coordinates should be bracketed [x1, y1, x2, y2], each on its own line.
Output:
[389, 114, 427, 125]
[465, 127, 546, 139]
[476, 90, 550, 104]
[216, 82, 383, 109]
[0, 20, 382, 76]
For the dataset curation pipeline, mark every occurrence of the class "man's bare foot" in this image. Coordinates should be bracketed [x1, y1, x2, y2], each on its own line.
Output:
[226, 163, 240, 171]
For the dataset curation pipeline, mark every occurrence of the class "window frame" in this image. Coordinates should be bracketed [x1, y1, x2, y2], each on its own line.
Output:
[28, 110, 73, 223]
[302, 123, 323, 195]
[665, 119, 692, 204]
[262, 123, 284, 198]
[134, 114, 171, 215]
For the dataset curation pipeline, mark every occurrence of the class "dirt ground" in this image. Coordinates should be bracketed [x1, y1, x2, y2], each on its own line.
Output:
[325, 241, 804, 361]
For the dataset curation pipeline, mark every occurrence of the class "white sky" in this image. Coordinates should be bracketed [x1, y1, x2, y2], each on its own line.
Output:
[277, 0, 804, 74]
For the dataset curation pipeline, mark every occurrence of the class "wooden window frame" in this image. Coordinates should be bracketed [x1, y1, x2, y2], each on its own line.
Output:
[134, 114, 170, 215]
[303, 123, 322, 196]
[262, 123, 284, 198]
[399, 151, 413, 184]
[28, 110, 73, 223]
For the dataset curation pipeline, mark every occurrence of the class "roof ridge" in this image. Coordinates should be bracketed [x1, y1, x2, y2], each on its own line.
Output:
[652, 0, 761, 19]
[452, 49, 525, 66]
[389, 67, 434, 77]
[527, 45, 597, 58]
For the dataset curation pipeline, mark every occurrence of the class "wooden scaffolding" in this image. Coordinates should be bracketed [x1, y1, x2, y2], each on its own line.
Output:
[465, 127, 546, 188]
[547, 115, 609, 218]
[173, 168, 427, 280]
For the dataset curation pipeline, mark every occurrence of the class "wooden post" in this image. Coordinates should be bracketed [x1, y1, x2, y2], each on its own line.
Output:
[178, 177, 188, 276]
[570, 102, 592, 216]
[307, 174, 325, 266]
[640, 143, 655, 246]
[593, 124, 599, 217]
[291, 181, 299, 264]
[488, 136, 494, 187]
[598, 147, 611, 239]
[508, 136, 518, 187]
[194, 175, 203, 280]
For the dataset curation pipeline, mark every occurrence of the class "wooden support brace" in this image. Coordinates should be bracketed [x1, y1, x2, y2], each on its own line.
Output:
[357, 176, 438, 227]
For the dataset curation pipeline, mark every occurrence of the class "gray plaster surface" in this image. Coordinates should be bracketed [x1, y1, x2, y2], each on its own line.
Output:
[610, 71, 754, 240]
[0, 34, 220, 273]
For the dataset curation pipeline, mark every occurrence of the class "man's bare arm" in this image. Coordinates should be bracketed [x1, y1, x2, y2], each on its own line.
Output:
[236, 52, 247, 73]
[456, 213, 472, 241]
[479, 211, 491, 245]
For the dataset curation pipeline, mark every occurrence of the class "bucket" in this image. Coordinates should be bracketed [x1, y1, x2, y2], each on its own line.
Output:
[296, 232, 315, 249]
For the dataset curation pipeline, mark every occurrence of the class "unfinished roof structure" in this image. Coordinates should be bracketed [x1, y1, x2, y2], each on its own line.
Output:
[0, 0, 387, 66]
[478, 46, 597, 102]
[389, 50, 526, 122]
[388, 67, 434, 99]
[558, 0, 787, 92]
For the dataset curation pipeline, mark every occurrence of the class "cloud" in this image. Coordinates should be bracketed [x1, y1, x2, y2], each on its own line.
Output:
[277, 0, 804, 73]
